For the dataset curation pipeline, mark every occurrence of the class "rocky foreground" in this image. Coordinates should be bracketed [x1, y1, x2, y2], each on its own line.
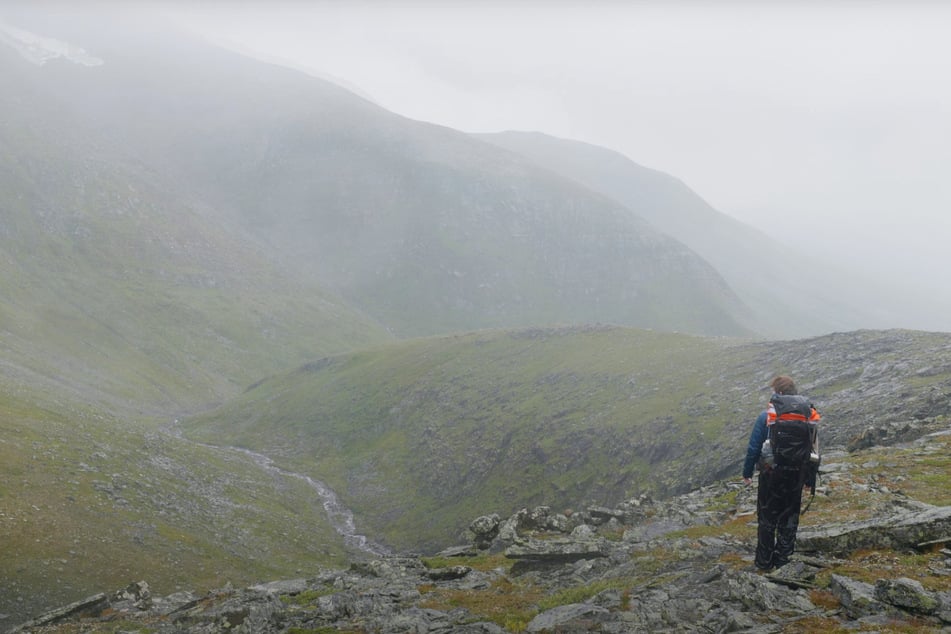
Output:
[12, 429, 951, 633]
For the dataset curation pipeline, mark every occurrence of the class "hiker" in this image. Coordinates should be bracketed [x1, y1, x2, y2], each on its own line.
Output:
[742, 375, 820, 571]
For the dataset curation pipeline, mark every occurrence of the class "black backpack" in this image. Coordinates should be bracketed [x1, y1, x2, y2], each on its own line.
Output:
[768, 394, 819, 468]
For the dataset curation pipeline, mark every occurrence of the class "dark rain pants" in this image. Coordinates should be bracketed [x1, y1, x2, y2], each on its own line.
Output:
[755, 466, 805, 570]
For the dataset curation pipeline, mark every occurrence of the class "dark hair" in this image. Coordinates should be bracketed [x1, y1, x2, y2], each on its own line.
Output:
[770, 375, 798, 395]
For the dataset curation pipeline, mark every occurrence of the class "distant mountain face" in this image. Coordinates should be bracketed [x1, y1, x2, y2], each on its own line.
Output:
[0, 37, 390, 412]
[0, 8, 753, 340]
[476, 131, 909, 338]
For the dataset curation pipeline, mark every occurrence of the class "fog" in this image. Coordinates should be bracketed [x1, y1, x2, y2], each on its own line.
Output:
[169, 1, 951, 315]
[4, 1, 948, 329]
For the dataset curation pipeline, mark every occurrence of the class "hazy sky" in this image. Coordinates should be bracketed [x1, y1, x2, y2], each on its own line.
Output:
[169, 2, 951, 297]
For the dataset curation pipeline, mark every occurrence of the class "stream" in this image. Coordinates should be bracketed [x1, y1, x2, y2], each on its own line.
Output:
[229, 445, 391, 557]
[165, 421, 391, 557]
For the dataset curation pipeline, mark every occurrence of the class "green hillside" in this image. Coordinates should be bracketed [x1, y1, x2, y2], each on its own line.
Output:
[185, 327, 951, 552]
[0, 378, 353, 624]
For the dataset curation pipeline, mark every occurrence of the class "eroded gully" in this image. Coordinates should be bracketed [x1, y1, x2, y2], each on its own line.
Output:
[165, 421, 390, 557]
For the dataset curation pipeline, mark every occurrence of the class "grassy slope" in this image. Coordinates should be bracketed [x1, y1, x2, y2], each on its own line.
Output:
[0, 380, 353, 624]
[186, 327, 951, 553]
[0, 44, 392, 623]
[185, 326, 723, 549]
[0, 73, 390, 413]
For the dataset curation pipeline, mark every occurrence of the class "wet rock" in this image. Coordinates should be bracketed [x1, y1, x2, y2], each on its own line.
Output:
[469, 513, 501, 548]
[150, 590, 200, 616]
[425, 565, 472, 581]
[526, 506, 552, 529]
[497, 510, 526, 544]
[587, 505, 624, 525]
[766, 561, 821, 589]
[112, 580, 151, 611]
[570, 524, 597, 540]
[249, 578, 309, 595]
[727, 570, 814, 613]
[829, 574, 887, 619]
[7, 593, 109, 632]
[547, 512, 571, 533]
[874, 577, 940, 614]
[505, 537, 608, 563]
[525, 603, 610, 633]
[435, 544, 480, 558]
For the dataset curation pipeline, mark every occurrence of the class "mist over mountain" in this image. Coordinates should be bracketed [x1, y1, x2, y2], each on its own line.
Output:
[0, 7, 753, 340]
[477, 131, 947, 337]
[0, 41, 390, 413]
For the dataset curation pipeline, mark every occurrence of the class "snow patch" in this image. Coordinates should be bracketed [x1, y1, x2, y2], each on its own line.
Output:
[0, 20, 103, 67]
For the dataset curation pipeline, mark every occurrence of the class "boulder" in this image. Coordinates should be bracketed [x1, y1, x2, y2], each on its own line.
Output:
[469, 513, 501, 548]
[829, 574, 887, 619]
[874, 577, 940, 614]
[525, 603, 610, 633]
[497, 510, 526, 544]
[112, 581, 151, 611]
[526, 506, 552, 529]
[587, 505, 624, 525]
[726, 570, 814, 614]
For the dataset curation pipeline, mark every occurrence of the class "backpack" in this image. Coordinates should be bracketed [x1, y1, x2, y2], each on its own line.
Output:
[766, 394, 820, 468]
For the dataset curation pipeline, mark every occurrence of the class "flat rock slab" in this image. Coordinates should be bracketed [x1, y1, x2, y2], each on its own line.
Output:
[798, 505, 951, 555]
[505, 538, 608, 562]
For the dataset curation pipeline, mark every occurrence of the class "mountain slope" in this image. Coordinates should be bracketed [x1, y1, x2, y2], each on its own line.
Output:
[477, 131, 918, 337]
[185, 327, 951, 552]
[0, 378, 359, 626]
[0, 41, 390, 413]
[0, 8, 753, 338]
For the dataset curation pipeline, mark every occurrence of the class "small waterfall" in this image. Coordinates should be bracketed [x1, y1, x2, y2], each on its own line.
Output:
[165, 421, 390, 557]
[230, 446, 391, 557]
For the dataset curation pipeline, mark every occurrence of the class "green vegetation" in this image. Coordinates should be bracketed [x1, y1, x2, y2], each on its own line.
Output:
[816, 550, 951, 594]
[420, 576, 544, 632]
[281, 586, 339, 607]
[420, 552, 512, 573]
[0, 384, 351, 622]
[0, 92, 390, 417]
[537, 579, 633, 611]
[185, 327, 951, 551]
[186, 326, 748, 550]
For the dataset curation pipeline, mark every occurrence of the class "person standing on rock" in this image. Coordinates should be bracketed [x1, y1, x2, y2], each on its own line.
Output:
[742, 375, 821, 571]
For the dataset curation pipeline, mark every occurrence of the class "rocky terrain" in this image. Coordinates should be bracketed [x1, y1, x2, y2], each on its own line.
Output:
[14, 426, 951, 633]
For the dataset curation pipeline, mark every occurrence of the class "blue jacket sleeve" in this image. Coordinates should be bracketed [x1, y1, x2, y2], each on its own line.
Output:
[742, 411, 768, 479]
